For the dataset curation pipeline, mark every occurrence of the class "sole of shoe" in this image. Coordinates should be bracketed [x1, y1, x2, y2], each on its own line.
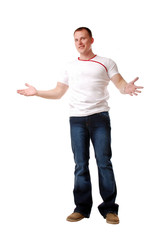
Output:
[106, 220, 119, 224]
[66, 216, 85, 222]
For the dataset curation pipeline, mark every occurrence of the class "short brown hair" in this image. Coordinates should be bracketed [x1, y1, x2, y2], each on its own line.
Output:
[74, 27, 93, 38]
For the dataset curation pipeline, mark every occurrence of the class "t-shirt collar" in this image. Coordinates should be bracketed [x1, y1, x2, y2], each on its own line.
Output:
[78, 54, 97, 61]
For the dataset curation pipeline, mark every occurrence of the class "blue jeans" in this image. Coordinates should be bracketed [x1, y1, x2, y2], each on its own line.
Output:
[69, 112, 119, 218]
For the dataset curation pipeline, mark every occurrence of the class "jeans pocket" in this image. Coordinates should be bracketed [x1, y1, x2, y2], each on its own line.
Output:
[99, 111, 110, 119]
[98, 112, 111, 126]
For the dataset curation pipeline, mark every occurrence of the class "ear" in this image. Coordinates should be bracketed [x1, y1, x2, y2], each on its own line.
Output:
[91, 38, 94, 44]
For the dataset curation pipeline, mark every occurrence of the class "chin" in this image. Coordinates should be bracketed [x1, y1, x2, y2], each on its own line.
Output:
[78, 49, 86, 54]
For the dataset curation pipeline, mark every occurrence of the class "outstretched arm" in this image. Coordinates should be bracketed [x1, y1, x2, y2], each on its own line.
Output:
[17, 82, 69, 99]
[111, 73, 143, 96]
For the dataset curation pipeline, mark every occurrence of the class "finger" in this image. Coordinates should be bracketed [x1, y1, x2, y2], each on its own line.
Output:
[25, 83, 31, 87]
[136, 86, 144, 89]
[135, 90, 142, 93]
[17, 91, 25, 95]
[19, 90, 28, 95]
[131, 77, 139, 84]
[17, 90, 24, 94]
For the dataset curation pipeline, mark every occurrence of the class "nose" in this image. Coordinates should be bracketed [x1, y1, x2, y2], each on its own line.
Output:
[78, 39, 83, 45]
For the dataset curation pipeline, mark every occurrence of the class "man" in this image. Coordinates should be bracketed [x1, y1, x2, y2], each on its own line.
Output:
[17, 27, 143, 224]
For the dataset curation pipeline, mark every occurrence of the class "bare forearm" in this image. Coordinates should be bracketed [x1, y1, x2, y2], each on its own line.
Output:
[116, 78, 128, 94]
[111, 74, 143, 96]
[36, 88, 61, 99]
[111, 74, 128, 94]
[17, 82, 68, 98]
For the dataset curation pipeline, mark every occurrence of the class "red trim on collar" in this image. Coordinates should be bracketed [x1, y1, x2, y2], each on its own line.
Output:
[78, 55, 97, 61]
[78, 55, 107, 72]
[90, 60, 108, 72]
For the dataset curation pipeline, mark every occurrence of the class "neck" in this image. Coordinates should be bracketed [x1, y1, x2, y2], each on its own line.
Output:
[79, 51, 95, 60]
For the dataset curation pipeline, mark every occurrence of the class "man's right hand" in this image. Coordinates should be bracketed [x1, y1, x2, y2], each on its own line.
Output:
[17, 83, 38, 96]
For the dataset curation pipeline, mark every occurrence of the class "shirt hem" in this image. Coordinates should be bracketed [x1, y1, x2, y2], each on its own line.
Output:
[69, 108, 110, 117]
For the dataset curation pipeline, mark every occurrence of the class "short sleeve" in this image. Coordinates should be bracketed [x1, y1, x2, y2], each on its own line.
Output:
[107, 59, 119, 79]
[58, 67, 69, 86]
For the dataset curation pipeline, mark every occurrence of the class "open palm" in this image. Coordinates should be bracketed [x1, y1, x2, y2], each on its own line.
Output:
[125, 77, 143, 96]
[17, 83, 37, 96]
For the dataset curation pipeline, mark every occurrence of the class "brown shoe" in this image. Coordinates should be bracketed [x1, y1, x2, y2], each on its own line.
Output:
[106, 213, 119, 224]
[66, 212, 85, 222]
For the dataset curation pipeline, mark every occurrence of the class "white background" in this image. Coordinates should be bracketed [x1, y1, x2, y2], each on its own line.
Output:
[0, 0, 161, 239]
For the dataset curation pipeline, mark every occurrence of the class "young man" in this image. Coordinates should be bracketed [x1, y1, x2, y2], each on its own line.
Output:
[17, 27, 143, 224]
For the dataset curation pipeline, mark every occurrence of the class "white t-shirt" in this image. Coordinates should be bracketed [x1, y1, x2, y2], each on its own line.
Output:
[59, 55, 119, 117]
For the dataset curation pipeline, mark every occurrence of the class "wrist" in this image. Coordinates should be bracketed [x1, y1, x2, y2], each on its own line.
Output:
[120, 85, 127, 94]
[35, 90, 39, 96]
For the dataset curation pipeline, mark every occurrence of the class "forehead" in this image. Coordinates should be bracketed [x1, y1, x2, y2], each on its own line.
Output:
[74, 29, 90, 39]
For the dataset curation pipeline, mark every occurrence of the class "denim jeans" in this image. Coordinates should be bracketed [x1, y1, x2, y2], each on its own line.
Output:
[69, 112, 119, 218]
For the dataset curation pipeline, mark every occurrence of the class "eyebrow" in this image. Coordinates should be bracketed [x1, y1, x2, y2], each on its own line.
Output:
[74, 36, 86, 41]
